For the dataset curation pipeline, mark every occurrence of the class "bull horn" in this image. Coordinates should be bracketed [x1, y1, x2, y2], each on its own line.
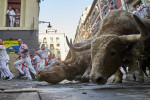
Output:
[66, 36, 92, 52]
[64, 38, 76, 64]
[133, 14, 149, 40]
[119, 34, 141, 42]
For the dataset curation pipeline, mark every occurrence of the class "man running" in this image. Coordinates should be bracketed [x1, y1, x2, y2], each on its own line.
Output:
[0, 39, 14, 80]
[14, 39, 36, 77]
[37, 44, 51, 69]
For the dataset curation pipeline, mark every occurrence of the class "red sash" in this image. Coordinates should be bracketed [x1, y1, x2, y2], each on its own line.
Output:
[44, 58, 47, 66]
[22, 64, 28, 70]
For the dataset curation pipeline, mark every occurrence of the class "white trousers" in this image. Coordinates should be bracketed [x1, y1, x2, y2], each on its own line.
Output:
[14, 57, 36, 75]
[23, 66, 32, 79]
[18, 64, 32, 79]
[9, 16, 15, 27]
[33, 62, 40, 72]
[0, 59, 14, 78]
[40, 58, 47, 69]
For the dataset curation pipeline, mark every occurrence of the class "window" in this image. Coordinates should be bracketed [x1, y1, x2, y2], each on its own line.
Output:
[40, 44, 48, 49]
[56, 44, 60, 47]
[57, 50, 61, 57]
[45, 44, 48, 49]
[109, 0, 117, 10]
[56, 44, 60, 49]
[43, 37, 47, 43]
[6, 0, 21, 27]
[57, 50, 60, 54]
[56, 37, 60, 42]
[50, 37, 53, 42]
[50, 44, 54, 50]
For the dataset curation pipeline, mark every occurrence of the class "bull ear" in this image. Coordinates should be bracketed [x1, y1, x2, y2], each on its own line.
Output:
[133, 14, 149, 40]
[66, 36, 92, 52]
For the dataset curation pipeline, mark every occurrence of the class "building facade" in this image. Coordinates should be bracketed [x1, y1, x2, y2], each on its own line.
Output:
[39, 28, 67, 61]
[0, 0, 40, 50]
[125, 0, 150, 18]
[74, 6, 91, 43]
[74, 0, 150, 43]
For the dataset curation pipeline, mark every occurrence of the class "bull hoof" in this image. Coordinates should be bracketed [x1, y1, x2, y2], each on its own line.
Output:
[134, 72, 144, 83]
[134, 75, 144, 83]
[75, 75, 82, 81]
[135, 77, 144, 83]
[111, 77, 122, 83]
[81, 77, 90, 82]
[114, 79, 122, 83]
[126, 74, 135, 81]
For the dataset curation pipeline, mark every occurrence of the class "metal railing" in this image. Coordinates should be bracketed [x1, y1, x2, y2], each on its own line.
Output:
[6, 14, 20, 27]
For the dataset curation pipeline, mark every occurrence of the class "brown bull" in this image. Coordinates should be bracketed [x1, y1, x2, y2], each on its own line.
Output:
[66, 10, 150, 84]
[36, 38, 93, 84]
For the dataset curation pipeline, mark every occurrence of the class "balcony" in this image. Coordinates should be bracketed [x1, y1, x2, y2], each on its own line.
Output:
[50, 47, 54, 50]
[102, 5, 107, 12]
[6, 14, 20, 27]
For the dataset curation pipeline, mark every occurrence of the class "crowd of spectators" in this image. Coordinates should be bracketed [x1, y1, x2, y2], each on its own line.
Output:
[131, 3, 149, 18]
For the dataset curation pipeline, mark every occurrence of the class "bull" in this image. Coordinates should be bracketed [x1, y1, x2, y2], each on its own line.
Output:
[36, 38, 93, 84]
[66, 10, 150, 84]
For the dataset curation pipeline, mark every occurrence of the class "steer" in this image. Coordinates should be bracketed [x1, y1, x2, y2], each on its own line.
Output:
[36, 38, 93, 83]
[66, 10, 150, 84]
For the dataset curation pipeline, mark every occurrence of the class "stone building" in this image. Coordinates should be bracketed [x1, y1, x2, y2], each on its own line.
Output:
[74, 0, 126, 43]
[39, 28, 67, 61]
[125, 0, 150, 18]
[0, 0, 40, 50]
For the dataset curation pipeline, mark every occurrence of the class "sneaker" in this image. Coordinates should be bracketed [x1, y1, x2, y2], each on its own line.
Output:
[7, 76, 14, 81]
[2, 76, 9, 80]
[27, 78, 32, 80]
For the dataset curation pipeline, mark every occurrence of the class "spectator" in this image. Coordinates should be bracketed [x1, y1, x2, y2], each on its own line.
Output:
[32, 51, 41, 71]
[0, 39, 14, 80]
[37, 44, 52, 68]
[140, 3, 148, 18]
[7, 7, 15, 27]
[132, 7, 139, 16]
[49, 54, 59, 65]
[14, 39, 36, 78]
[15, 9, 20, 27]
[137, 5, 144, 18]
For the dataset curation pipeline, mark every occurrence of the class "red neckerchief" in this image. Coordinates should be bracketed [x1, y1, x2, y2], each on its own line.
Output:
[42, 48, 45, 50]
[0, 43, 4, 45]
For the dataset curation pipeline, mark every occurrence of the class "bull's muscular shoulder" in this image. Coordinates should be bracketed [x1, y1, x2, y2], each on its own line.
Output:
[96, 10, 139, 37]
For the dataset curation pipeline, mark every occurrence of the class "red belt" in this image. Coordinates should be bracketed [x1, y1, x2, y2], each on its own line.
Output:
[22, 55, 29, 58]
[44, 58, 47, 66]
[22, 64, 28, 70]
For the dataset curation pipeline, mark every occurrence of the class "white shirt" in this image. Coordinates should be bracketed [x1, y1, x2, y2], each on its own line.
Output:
[0, 45, 9, 60]
[38, 48, 50, 59]
[19, 43, 30, 58]
[50, 58, 59, 65]
[7, 10, 15, 16]
[137, 6, 144, 18]
[33, 55, 41, 63]
[132, 10, 139, 16]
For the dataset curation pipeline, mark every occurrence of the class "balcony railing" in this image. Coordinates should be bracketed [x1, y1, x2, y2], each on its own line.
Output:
[50, 47, 54, 50]
[6, 14, 20, 27]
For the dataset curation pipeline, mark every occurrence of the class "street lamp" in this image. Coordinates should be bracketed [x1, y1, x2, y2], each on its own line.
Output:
[39, 21, 52, 28]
